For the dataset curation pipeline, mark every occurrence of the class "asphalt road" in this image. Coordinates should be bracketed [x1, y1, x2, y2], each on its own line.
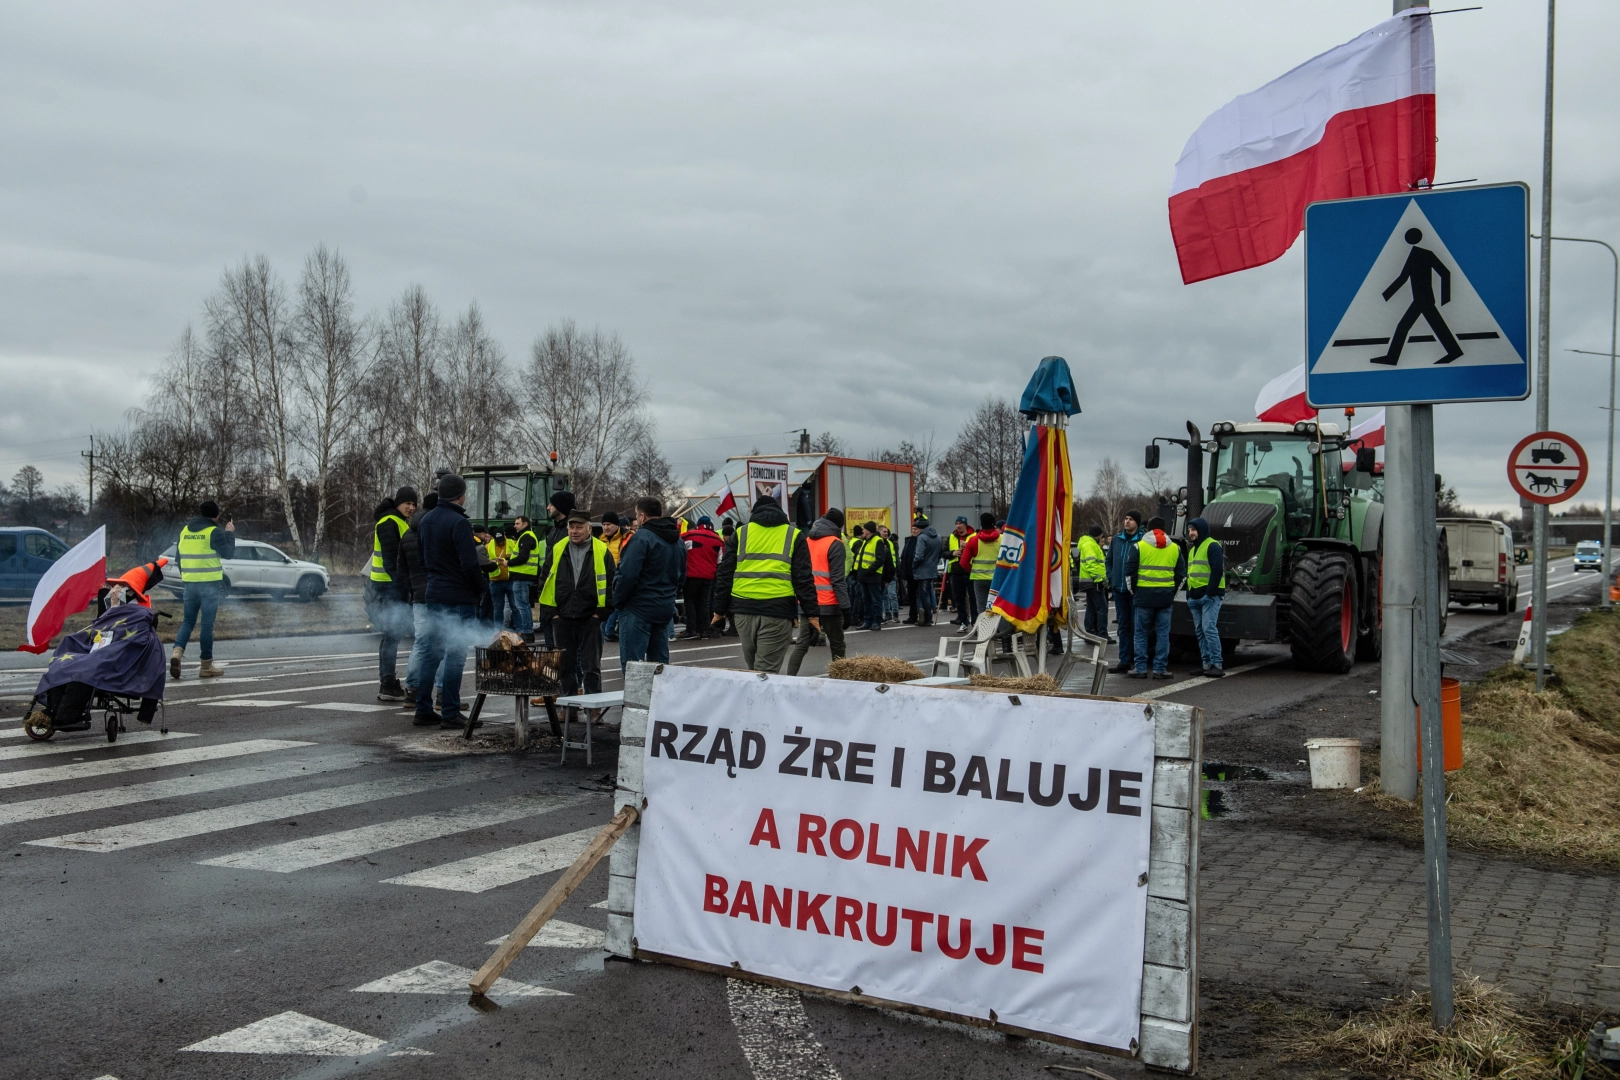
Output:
[0, 556, 1592, 1080]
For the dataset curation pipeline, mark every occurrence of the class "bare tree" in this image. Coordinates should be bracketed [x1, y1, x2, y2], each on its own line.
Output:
[808, 431, 846, 456]
[873, 436, 936, 494]
[206, 255, 305, 555]
[937, 398, 1028, 515]
[1090, 458, 1132, 534]
[440, 302, 517, 473]
[292, 245, 371, 559]
[375, 285, 446, 492]
[149, 324, 245, 499]
[521, 320, 649, 508]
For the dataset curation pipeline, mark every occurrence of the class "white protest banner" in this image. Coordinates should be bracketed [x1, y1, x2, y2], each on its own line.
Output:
[745, 459, 789, 509]
[632, 667, 1156, 1052]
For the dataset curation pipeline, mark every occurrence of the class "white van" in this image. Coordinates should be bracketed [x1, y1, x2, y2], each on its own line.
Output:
[1439, 518, 1517, 614]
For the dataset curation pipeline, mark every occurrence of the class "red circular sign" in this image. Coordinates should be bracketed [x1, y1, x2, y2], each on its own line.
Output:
[1506, 431, 1589, 505]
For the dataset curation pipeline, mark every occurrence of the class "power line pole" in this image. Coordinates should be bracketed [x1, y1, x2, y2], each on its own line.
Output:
[1531, 0, 1557, 688]
[81, 435, 95, 515]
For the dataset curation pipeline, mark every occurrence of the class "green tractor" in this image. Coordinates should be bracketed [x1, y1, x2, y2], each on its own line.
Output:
[456, 461, 572, 533]
[1145, 419, 1445, 674]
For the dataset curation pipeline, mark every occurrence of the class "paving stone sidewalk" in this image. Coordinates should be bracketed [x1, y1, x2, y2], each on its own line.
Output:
[1200, 822, 1620, 1010]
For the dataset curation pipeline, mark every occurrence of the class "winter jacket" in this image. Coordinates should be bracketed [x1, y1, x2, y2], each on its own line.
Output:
[372, 499, 407, 588]
[712, 500, 818, 621]
[958, 528, 1001, 573]
[911, 525, 943, 580]
[1106, 526, 1145, 593]
[898, 535, 918, 581]
[545, 539, 618, 620]
[417, 500, 489, 606]
[397, 500, 435, 604]
[612, 517, 687, 622]
[1125, 529, 1187, 610]
[1185, 517, 1226, 600]
[505, 528, 540, 575]
[804, 515, 849, 615]
[535, 513, 572, 581]
[851, 534, 894, 584]
[682, 525, 724, 580]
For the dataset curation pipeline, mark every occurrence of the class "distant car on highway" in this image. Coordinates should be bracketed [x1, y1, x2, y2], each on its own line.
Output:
[1574, 540, 1603, 573]
[0, 527, 71, 598]
[156, 539, 329, 601]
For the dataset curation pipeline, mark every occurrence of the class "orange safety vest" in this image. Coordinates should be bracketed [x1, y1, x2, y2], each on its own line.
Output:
[806, 535, 839, 609]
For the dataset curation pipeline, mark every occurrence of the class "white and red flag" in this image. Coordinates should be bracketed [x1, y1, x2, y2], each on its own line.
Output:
[1350, 408, 1387, 448]
[1169, 8, 1436, 284]
[711, 474, 738, 518]
[18, 526, 106, 654]
[1255, 364, 1315, 424]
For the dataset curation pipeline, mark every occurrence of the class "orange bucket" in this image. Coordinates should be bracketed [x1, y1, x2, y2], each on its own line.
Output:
[1416, 676, 1463, 772]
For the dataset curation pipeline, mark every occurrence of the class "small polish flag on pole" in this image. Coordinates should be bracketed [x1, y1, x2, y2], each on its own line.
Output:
[1255, 364, 1316, 424]
[18, 526, 107, 654]
[1169, 8, 1436, 284]
[712, 475, 738, 518]
[1350, 408, 1387, 449]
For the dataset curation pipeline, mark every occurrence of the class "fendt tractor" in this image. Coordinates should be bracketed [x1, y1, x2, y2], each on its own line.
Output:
[1145, 420, 1447, 674]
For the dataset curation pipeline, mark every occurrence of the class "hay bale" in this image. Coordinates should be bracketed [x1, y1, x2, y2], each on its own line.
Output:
[828, 656, 926, 684]
[968, 673, 1061, 693]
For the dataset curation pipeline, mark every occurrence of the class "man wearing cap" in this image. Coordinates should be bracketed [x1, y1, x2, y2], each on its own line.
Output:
[681, 515, 724, 639]
[411, 474, 493, 727]
[946, 515, 975, 628]
[532, 490, 577, 648]
[786, 507, 849, 676]
[712, 494, 817, 672]
[539, 510, 617, 695]
[368, 486, 418, 700]
[612, 496, 687, 666]
[170, 499, 236, 679]
[908, 516, 943, 627]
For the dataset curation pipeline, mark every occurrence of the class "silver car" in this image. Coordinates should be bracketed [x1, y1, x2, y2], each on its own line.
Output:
[157, 539, 330, 601]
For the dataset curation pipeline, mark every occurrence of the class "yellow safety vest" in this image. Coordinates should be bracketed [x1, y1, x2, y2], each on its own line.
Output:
[538, 537, 609, 608]
[486, 540, 513, 581]
[852, 537, 881, 573]
[1135, 537, 1179, 591]
[1187, 537, 1224, 591]
[1076, 534, 1107, 581]
[507, 529, 540, 578]
[732, 522, 798, 600]
[179, 524, 223, 583]
[370, 514, 409, 583]
[969, 533, 998, 581]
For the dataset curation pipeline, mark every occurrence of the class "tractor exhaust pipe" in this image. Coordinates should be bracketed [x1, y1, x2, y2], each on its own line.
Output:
[1185, 421, 1204, 522]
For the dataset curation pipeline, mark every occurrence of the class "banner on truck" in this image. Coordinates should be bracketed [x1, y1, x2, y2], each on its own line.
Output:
[746, 460, 790, 509]
[844, 507, 891, 535]
[633, 667, 1156, 1051]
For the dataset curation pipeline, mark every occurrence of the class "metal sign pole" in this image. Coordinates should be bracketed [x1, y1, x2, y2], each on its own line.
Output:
[1381, 406, 1418, 800]
[1412, 404, 1453, 1027]
[1532, 0, 1557, 688]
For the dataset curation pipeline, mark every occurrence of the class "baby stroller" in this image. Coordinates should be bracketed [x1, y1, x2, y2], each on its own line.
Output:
[24, 558, 171, 744]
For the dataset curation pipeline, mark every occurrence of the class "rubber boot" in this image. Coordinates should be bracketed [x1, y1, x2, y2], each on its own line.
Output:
[199, 659, 224, 678]
[170, 647, 184, 680]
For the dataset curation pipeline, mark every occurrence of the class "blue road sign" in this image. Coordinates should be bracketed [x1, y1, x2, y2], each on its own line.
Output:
[1305, 182, 1530, 408]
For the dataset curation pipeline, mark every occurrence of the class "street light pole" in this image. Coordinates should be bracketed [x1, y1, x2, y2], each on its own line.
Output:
[1531, 0, 1557, 689]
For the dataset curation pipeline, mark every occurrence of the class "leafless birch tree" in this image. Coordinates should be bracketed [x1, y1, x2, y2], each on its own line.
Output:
[522, 320, 650, 507]
[375, 284, 446, 493]
[440, 302, 517, 473]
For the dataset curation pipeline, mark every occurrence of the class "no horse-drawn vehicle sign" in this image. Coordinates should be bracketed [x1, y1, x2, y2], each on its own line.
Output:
[1507, 431, 1588, 506]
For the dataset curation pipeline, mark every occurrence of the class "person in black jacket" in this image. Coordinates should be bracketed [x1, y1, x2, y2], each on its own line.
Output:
[850, 522, 893, 632]
[170, 499, 237, 679]
[899, 525, 920, 623]
[612, 496, 686, 668]
[538, 510, 617, 695]
[411, 474, 495, 727]
[369, 487, 418, 702]
[396, 492, 436, 708]
[533, 490, 576, 648]
[711, 495, 818, 672]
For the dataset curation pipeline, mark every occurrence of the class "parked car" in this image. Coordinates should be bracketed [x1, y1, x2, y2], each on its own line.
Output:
[0, 527, 71, 598]
[1439, 517, 1517, 614]
[1573, 539, 1604, 573]
[156, 539, 329, 601]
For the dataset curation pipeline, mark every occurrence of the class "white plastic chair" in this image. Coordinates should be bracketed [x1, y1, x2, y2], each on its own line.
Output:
[929, 611, 1029, 679]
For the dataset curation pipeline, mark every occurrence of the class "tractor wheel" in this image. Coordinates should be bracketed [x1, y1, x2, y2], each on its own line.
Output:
[1289, 550, 1359, 674]
[1355, 559, 1382, 662]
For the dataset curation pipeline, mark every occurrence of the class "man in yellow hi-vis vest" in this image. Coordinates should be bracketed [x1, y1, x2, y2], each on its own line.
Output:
[1126, 515, 1186, 680]
[538, 510, 616, 695]
[711, 494, 817, 673]
[368, 486, 418, 700]
[170, 499, 237, 680]
[1074, 522, 1109, 639]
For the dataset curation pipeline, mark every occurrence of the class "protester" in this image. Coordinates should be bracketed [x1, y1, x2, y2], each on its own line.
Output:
[1106, 510, 1145, 673]
[612, 496, 686, 667]
[712, 494, 816, 672]
[851, 521, 893, 632]
[170, 499, 236, 679]
[899, 522, 919, 623]
[877, 524, 900, 623]
[486, 527, 518, 630]
[786, 507, 849, 676]
[506, 514, 541, 643]
[366, 486, 418, 701]
[681, 515, 724, 639]
[717, 518, 739, 635]
[396, 491, 437, 707]
[471, 524, 495, 626]
[539, 509, 616, 695]
[600, 513, 627, 562]
[958, 512, 1001, 622]
[1075, 522, 1109, 640]
[1185, 516, 1226, 678]
[534, 491, 576, 647]
[947, 516, 974, 627]
[1126, 515, 1186, 680]
[412, 473, 493, 727]
[909, 516, 943, 627]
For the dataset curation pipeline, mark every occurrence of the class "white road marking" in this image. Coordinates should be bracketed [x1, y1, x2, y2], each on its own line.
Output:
[171, 679, 379, 707]
[382, 825, 598, 893]
[0, 730, 196, 762]
[298, 702, 397, 713]
[205, 700, 301, 708]
[180, 1011, 415, 1056]
[0, 728, 33, 740]
[352, 960, 567, 998]
[28, 771, 475, 852]
[1131, 656, 1285, 700]
[589, 899, 608, 909]
[486, 918, 606, 949]
[198, 793, 581, 873]
[0, 739, 314, 792]
[726, 979, 844, 1080]
[0, 750, 371, 827]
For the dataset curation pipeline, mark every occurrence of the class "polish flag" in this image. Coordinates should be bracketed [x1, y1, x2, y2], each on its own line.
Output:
[1255, 365, 1315, 424]
[712, 475, 738, 518]
[1169, 8, 1435, 284]
[1350, 408, 1387, 448]
[18, 526, 107, 654]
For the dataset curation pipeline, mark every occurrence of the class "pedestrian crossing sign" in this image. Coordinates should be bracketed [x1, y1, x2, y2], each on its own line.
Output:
[1304, 182, 1530, 407]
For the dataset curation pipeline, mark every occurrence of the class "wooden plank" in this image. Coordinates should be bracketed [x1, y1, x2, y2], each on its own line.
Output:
[1151, 760, 1192, 809]
[623, 662, 659, 709]
[1140, 963, 1191, 1023]
[1139, 1016, 1195, 1072]
[616, 743, 645, 793]
[619, 704, 649, 742]
[1144, 898, 1190, 969]
[605, 912, 634, 958]
[606, 870, 636, 915]
[608, 820, 640, 878]
[1150, 703, 1196, 760]
[1150, 805, 1190, 867]
[1146, 856, 1188, 902]
[468, 804, 639, 994]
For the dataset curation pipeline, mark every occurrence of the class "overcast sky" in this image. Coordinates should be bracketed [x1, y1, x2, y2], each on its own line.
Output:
[3, 1, 1617, 514]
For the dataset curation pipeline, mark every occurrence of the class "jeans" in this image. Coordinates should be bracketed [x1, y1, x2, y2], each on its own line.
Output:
[489, 579, 518, 630]
[915, 577, 938, 622]
[859, 580, 885, 628]
[554, 615, 605, 695]
[786, 610, 846, 676]
[405, 604, 432, 692]
[883, 580, 899, 620]
[972, 579, 992, 619]
[1113, 591, 1136, 668]
[412, 603, 476, 722]
[1187, 593, 1224, 670]
[364, 580, 407, 683]
[736, 613, 794, 673]
[617, 611, 671, 671]
[174, 580, 223, 661]
[508, 578, 535, 634]
[683, 578, 714, 636]
[1133, 604, 1172, 674]
[1083, 586, 1108, 638]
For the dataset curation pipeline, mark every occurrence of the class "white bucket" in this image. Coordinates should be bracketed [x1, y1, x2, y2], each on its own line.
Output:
[1303, 738, 1362, 790]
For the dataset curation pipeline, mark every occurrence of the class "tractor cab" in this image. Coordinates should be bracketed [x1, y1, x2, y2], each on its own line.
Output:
[456, 462, 573, 533]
